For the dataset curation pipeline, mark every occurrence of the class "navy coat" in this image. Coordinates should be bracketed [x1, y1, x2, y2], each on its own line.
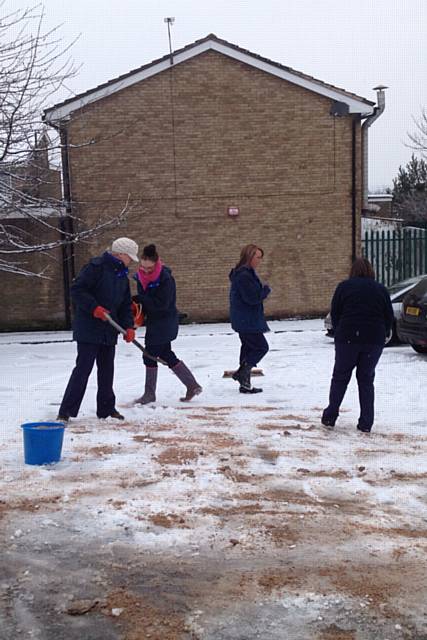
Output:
[331, 276, 394, 345]
[229, 266, 270, 333]
[134, 266, 179, 345]
[71, 252, 133, 345]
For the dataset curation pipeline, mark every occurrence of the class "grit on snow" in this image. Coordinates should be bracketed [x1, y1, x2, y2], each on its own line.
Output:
[1, 319, 426, 640]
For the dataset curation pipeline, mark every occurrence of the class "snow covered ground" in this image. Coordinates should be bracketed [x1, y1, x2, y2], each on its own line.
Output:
[1, 319, 426, 640]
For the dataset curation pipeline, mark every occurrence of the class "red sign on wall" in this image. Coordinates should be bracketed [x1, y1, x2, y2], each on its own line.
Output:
[227, 206, 239, 217]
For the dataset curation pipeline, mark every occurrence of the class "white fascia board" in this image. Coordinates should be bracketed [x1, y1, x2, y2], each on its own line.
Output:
[45, 40, 373, 123]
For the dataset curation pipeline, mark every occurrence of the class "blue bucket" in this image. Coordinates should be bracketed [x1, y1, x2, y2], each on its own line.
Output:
[21, 422, 65, 465]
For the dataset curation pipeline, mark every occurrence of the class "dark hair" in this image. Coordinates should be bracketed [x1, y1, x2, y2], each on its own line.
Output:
[235, 244, 264, 269]
[142, 244, 159, 262]
[349, 257, 375, 279]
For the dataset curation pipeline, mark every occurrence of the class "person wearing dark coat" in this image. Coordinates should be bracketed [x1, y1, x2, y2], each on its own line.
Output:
[229, 244, 271, 393]
[133, 244, 202, 404]
[57, 237, 139, 422]
[322, 257, 394, 433]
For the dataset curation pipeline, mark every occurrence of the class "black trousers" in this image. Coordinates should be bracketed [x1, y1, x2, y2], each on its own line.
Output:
[323, 342, 383, 429]
[143, 342, 180, 369]
[238, 332, 269, 368]
[59, 342, 116, 418]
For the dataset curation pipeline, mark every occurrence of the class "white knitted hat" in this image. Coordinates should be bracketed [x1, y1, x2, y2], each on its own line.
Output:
[111, 237, 139, 262]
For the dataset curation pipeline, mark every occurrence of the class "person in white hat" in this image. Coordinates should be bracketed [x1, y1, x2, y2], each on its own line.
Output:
[57, 237, 139, 422]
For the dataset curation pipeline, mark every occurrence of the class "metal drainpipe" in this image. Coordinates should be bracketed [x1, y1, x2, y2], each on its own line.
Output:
[361, 86, 387, 210]
[351, 118, 357, 261]
[43, 116, 75, 329]
[58, 125, 75, 329]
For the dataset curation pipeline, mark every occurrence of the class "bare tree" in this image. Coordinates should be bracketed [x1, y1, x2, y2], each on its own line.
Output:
[407, 108, 427, 159]
[0, 4, 129, 277]
[392, 154, 427, 225]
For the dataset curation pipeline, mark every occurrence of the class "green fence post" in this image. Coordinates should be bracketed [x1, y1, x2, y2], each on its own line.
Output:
[385, 229, 391, 286]
[397, 229, 403, 282]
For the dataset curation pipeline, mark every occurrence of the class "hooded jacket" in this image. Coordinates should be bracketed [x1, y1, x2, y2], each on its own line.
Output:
[229, 266, 270, 333]
[71, 252, 133, 345]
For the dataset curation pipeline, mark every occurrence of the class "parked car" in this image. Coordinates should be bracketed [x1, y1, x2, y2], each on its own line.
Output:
[324, 274, 427, 345]
[396, 275, 427, 353]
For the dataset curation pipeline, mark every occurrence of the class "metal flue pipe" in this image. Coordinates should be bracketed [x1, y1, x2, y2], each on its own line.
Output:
[362, 85, 388, 209]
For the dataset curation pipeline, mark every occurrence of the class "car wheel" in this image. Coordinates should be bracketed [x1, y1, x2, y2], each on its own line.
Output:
[411, 344, 427, 354]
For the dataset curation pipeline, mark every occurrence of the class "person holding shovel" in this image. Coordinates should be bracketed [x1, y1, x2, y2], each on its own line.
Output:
[133, 243, 202, 404]
[57, 237, 139, 422]
[229, 244, 271, 393]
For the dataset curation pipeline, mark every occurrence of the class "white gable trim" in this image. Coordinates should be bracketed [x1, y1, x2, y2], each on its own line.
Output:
[45, 39, 373, 123]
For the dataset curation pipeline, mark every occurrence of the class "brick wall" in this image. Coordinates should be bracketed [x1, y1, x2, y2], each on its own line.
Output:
[64, 50, 362, 322]
[0, 217, 66, 331]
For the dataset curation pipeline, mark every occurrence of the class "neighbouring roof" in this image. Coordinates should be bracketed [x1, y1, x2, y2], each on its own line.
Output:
[44, 33, 375, 123]
[368, 193, 394, 202]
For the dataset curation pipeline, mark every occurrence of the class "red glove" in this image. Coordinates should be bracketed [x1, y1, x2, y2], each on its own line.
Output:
[124, 328, 135, 343]
[93, 305, 109, 321]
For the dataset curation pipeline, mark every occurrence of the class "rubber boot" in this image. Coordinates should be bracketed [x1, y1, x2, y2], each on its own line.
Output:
[135, 366, 158, 404]
[231, 363, 252, 390]
[239, 385, 263, 394]
[172, 361, 202, 401]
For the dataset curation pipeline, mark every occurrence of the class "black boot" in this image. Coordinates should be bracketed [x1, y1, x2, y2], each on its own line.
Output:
[135, 367, 158, 405]
[239, 386, 262, 394]
[172, 361, 202, 401]
[357, 423, 371, 433]
[231, 363, 252, 390]
[109, 410, 125, 420]
[97, 409, 125, 420]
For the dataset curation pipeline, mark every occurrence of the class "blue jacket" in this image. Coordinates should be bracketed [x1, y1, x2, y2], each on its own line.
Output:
[71, 252, 133, 345]
[331, 276, 394, 345]
[229, 266, 270, 333]
[133, 266, 178, 345]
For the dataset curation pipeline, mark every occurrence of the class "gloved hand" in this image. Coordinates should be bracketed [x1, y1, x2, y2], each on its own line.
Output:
[263, 284, 272, 297]
[93, 305, 110, 321]
[124, 328, 135, 343]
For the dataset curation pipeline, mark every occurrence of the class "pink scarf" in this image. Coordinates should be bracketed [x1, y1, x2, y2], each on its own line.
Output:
[137, 259, 163, 291]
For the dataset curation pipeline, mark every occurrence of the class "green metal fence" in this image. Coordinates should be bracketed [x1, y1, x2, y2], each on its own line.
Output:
[362, 227, 427, 287]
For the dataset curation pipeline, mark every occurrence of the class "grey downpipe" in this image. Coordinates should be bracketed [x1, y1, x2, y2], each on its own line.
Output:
[361, 86, 387, 209]
[59, 125, 75, 329]
[351, 118, 357, 261]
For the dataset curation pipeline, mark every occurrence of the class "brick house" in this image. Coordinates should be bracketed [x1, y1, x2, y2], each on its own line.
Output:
[0, 135, 64, 331]
[366, 193, 394, 219]
[36, 35, 379, 327]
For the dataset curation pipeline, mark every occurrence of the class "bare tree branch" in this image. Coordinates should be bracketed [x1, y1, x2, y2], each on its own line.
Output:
[407, 108, 427, 159]
[0, 3, 131, 277]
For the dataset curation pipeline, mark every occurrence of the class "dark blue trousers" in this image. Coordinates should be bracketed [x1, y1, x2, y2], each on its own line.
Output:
[59, 343, 116, 418]
[323, 342, 383, 429]
[238, 332, 269, 368]
[143, 342, 180, 369]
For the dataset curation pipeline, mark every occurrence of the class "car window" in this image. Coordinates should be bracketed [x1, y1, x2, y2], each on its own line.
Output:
[408, 277, 427, 299]
[393, 293, 407, 303]
[387, 275, 425, 295]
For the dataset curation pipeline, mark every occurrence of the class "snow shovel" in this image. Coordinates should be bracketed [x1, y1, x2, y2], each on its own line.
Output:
[105, 314, 168, 366]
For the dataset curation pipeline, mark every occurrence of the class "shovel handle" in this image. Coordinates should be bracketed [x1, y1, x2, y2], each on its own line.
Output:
[104, 313, 168, 366]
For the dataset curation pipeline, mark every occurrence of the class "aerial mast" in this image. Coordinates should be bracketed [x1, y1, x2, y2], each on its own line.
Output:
[164, 17, 175, 65]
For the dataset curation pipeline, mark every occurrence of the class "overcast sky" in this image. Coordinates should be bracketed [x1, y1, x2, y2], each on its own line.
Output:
[12, 0, 427, 190]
